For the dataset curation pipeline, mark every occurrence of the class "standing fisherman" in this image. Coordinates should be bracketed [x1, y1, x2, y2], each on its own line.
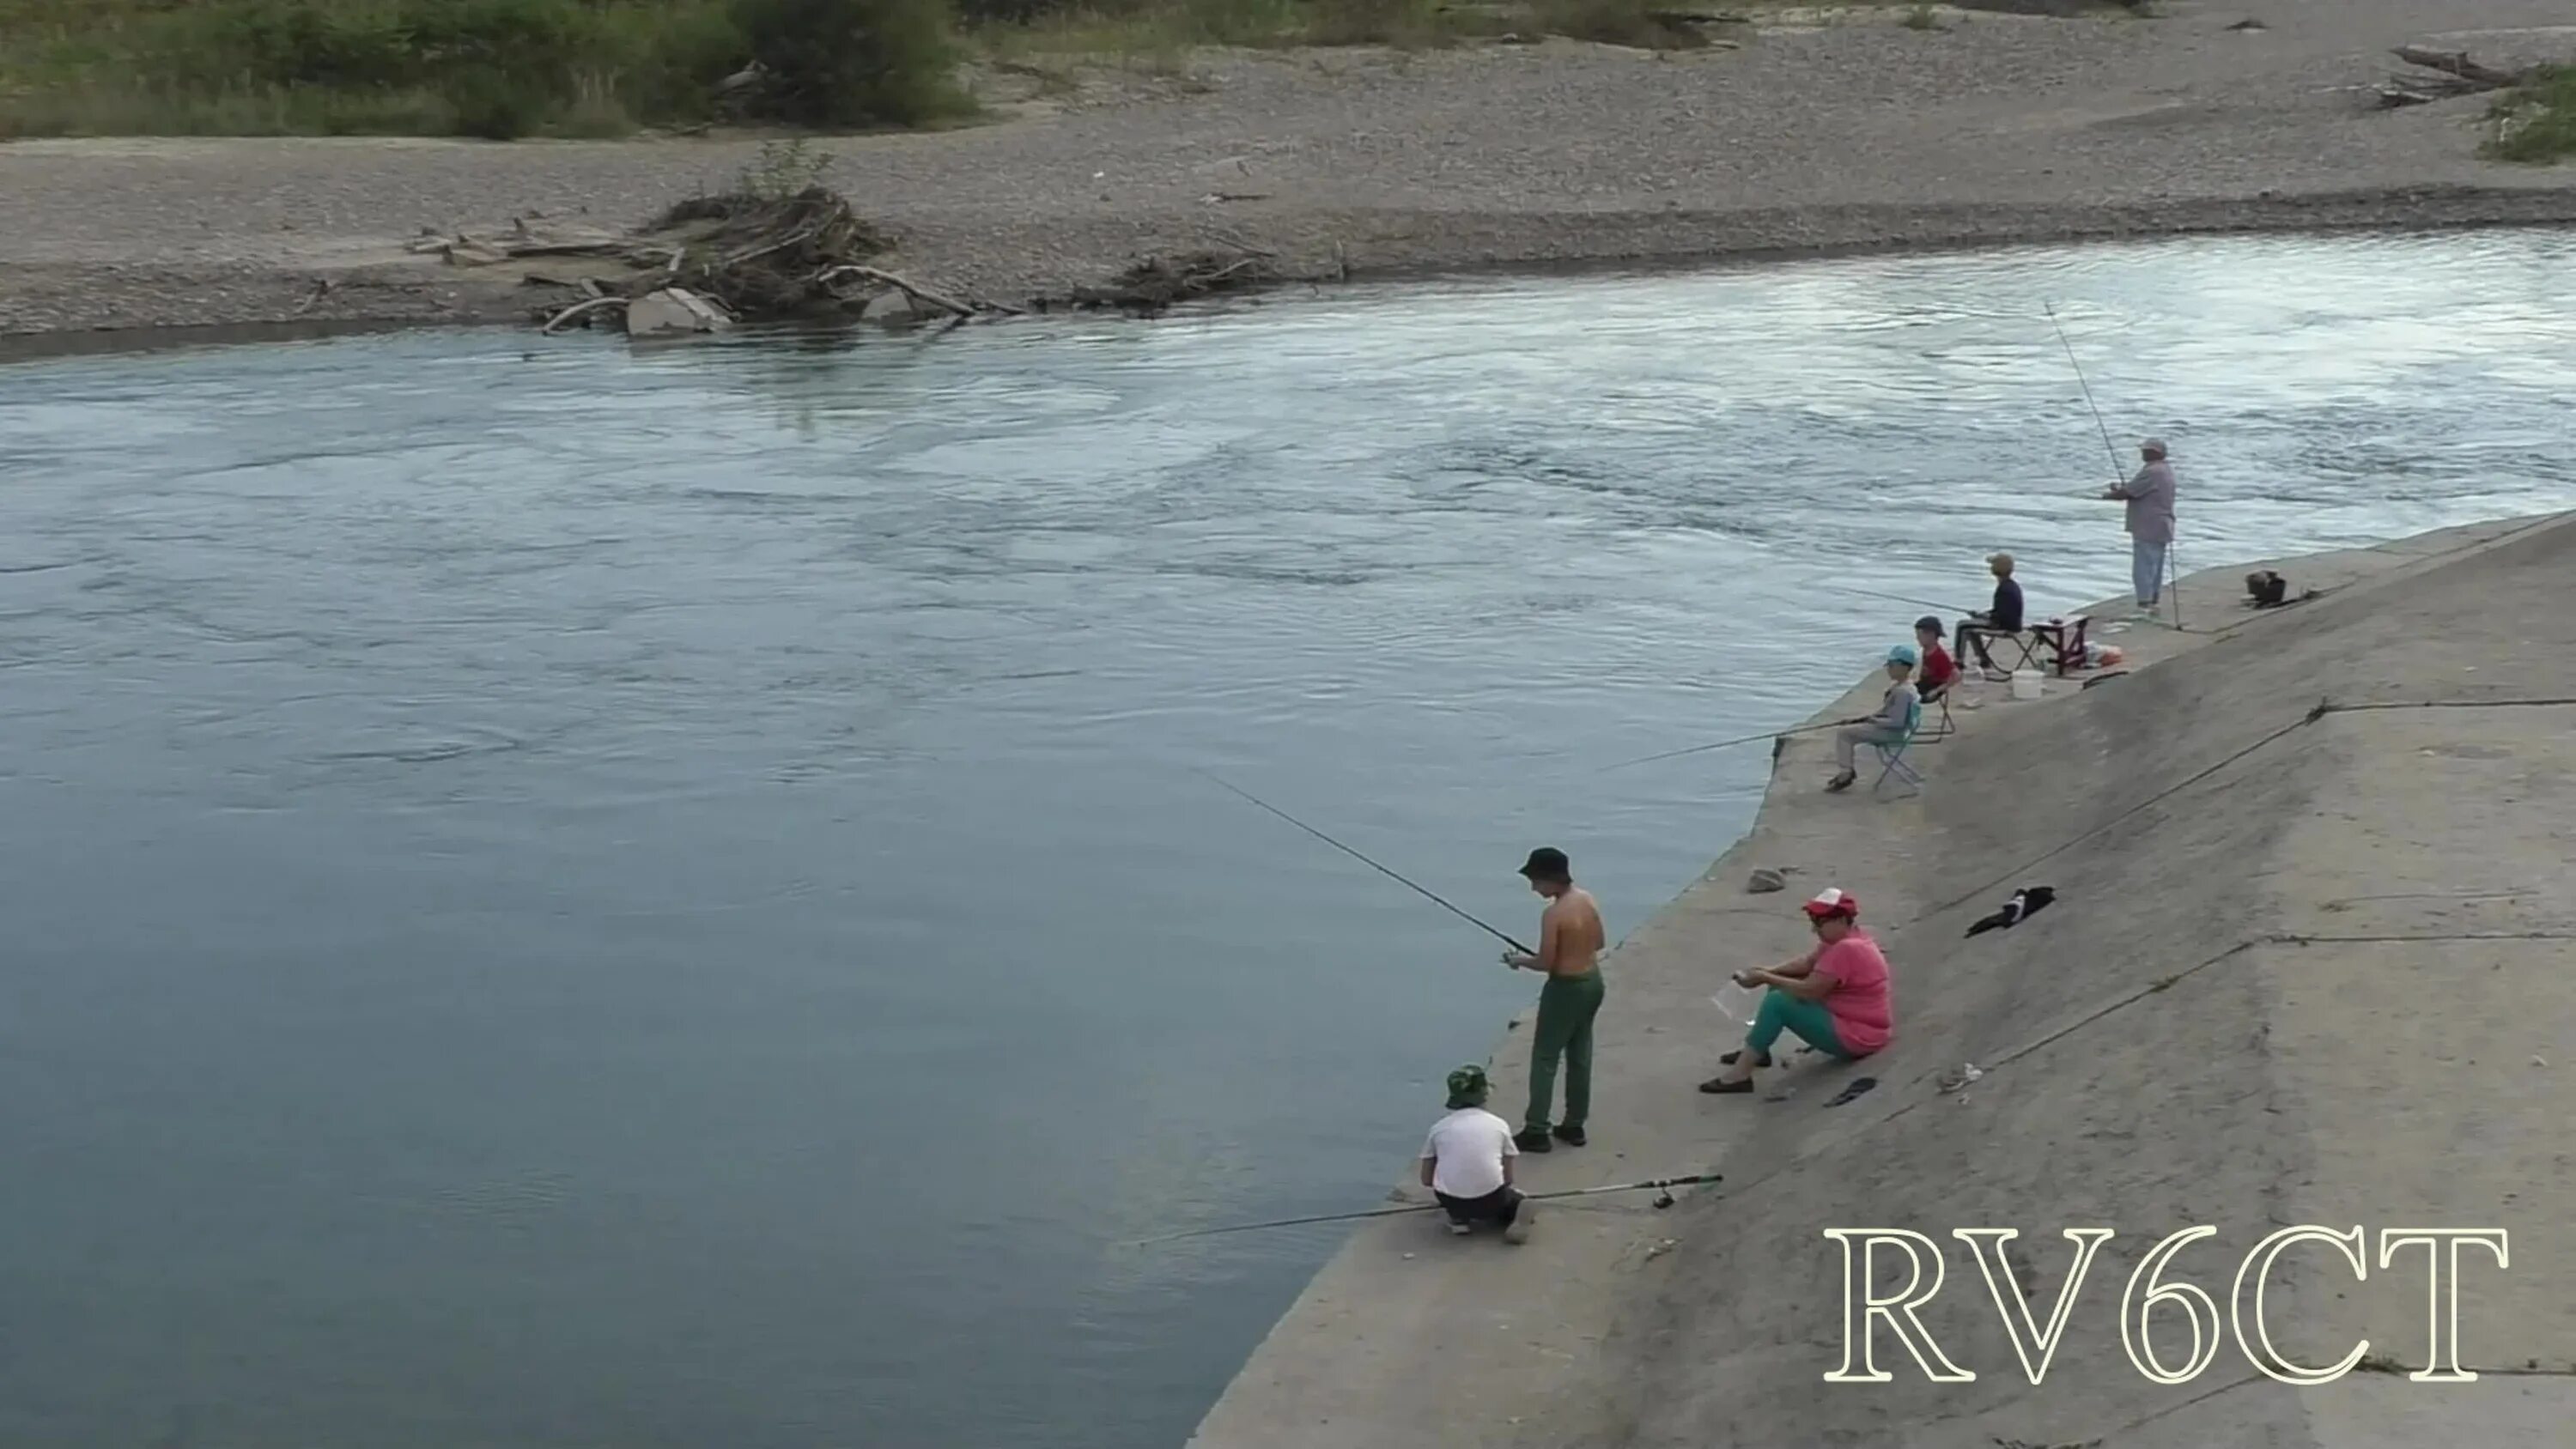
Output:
[1501, 847, 1606, 1152]
[2103, 438, 2178, 620]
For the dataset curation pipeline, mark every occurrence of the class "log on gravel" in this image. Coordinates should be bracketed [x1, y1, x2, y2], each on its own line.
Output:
[2391, 46, 2524, 89]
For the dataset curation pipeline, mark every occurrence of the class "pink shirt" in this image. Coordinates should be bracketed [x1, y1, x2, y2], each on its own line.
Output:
[1814, 930, 1893, 1055]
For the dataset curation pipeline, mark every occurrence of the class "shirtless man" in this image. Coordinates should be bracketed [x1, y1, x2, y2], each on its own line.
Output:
[1501, 847, 1607, 1152]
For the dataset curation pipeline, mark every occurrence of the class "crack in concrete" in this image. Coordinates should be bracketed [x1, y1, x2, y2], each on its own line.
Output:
[2349, 1361, 2576, 1379]
[1911, 694, 2576, 931]
[2172, 512, 2573, 640]
[2098, 1370, 2266, 1444]
[2281, 930, 2576, 943]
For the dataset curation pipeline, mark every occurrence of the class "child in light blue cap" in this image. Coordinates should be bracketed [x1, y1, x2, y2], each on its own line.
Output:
[1826, 645, 1921, 793]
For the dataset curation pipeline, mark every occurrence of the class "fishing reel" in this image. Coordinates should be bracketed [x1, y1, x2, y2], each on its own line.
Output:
[1652, 1191, 1676, 1210]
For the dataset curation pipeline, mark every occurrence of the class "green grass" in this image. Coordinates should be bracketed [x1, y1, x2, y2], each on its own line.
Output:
[2484, 65, 2576, 164]
[969, 0, 1464, 59]
[0, 0, 968, 139]
[966, 0, 1737, 62]
[0, 0, 1742, 139]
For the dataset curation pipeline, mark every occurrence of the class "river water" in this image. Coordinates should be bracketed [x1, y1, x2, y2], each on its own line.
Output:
[2, 228, 2571, 1448]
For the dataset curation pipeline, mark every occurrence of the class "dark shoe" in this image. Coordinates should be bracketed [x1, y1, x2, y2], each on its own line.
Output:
[1552, 1124, 1587, 1147]
[1824, 770, 1857, 793]
[1716, 1049, 1773, 1068]
[1513, 1129, 1554, 1153]
[1825, 1076, 1880, 1108]
[1697, 1076, 1755, 1094]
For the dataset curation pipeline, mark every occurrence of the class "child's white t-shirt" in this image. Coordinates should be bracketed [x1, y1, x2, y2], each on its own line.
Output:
[1420, 1107, 1516, 1198]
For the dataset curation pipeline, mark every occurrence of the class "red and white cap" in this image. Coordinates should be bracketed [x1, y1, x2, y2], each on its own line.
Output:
[1801, 888, 1859, 920]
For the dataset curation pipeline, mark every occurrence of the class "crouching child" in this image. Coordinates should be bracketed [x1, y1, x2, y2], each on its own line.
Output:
[1419, 1065, 1535, 1244]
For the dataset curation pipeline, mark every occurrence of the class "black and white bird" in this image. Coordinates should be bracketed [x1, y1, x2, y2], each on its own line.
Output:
[1965, 886, 2057, 937]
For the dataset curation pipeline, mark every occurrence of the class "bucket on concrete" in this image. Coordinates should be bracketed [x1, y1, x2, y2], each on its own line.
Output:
[2010, 669, 2044, 700]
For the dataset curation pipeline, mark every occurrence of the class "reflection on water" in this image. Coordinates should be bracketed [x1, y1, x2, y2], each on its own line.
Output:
[1, 228, 2571, 1449]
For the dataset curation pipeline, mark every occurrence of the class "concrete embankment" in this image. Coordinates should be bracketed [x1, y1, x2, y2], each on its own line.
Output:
[1188, 512, 2576, 1448]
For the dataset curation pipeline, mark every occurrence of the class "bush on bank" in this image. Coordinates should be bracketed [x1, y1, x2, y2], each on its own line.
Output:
[0, 0, 969, 139]
[0, 0, 1720, 139]
[2485, 66, 2576, 164]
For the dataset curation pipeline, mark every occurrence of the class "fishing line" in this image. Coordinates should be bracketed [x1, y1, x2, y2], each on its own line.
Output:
[1128, 1172, 1722, 1246]
[1190, 767, 1533, 955]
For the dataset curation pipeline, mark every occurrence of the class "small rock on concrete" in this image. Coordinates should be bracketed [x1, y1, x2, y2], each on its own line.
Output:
[1747, 868, 1788, 894]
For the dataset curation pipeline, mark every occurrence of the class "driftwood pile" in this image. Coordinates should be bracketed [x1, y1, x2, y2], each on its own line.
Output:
[1061, 250, 1284, 317]
[416, 185, 1019, 336]
[420, 186, 1297, 334]
[2375, 45, 2538, 109]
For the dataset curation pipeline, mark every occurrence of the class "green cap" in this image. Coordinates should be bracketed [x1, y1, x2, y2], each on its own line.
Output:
[1445, 1064, 1490, 1110]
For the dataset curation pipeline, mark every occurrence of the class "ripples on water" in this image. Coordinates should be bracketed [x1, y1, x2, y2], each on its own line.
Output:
[1, 230, 2572, 1448]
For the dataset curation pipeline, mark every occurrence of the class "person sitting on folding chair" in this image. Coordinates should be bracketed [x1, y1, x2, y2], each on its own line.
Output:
[1953, 553, 2025, 679]
[1826, 646, 1920, 794]
[1912, 615, 1957, 736]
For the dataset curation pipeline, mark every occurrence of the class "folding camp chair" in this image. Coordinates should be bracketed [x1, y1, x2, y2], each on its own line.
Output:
[1917, 683, 1957, 742]
[1993, 616, 2093, 676]
[1871, 697, 1925, 798]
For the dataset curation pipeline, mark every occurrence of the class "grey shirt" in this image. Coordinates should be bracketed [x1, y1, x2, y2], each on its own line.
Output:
[1871, 681, 1921, 733]
[2118, 459, 2178, 544]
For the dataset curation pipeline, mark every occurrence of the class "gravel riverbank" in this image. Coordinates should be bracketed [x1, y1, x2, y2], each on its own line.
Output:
[4, 0, 2573, 341]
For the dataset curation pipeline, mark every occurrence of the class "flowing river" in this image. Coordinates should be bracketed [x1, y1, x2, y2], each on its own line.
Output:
[3, 228, 2572, 1449]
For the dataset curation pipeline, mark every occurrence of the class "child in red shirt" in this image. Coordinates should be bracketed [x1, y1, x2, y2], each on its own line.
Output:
[1913, 616, 1958, 700]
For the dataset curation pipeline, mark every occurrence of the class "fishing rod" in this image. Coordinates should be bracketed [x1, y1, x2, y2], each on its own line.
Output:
[1596, 718, 1850, 773]
[1835, 583, 1973, 617]
[1129, 1172, 1722, 1246]
[1191, 768, 1533, 955]
[2045, 301, 2184, 630]
[2044, 300, 2126, 488]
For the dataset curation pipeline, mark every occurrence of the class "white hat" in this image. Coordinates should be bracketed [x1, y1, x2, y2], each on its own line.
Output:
[1802, 887, 1859, 919]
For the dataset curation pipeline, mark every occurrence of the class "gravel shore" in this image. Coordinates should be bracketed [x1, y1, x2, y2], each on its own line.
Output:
[4, 0, 2573, 340]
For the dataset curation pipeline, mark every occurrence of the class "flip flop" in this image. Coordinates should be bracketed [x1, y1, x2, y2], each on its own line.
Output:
[1824, 1076, 1880, 1108]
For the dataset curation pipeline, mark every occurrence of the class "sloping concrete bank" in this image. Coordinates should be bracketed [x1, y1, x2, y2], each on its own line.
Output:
[1188, 510, 2576, 1449]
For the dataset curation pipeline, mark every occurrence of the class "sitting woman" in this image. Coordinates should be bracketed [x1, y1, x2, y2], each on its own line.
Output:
[1698, 888, 1893, 1094]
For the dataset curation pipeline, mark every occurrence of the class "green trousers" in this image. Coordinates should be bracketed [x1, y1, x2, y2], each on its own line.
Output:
[1525, 970, 1607, 1134]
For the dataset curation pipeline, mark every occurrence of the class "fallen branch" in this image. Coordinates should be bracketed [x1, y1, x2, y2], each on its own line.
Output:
[2376, 76, 2485, 108]
[2393, 45, 2522, 88]
[2377, 45, 2532, 107]
[1069, 249, 1282, 314]
[814, 264, 980, 318]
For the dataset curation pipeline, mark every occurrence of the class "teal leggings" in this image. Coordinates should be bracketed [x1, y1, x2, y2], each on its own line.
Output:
[1746, 987, 1853, 1059]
